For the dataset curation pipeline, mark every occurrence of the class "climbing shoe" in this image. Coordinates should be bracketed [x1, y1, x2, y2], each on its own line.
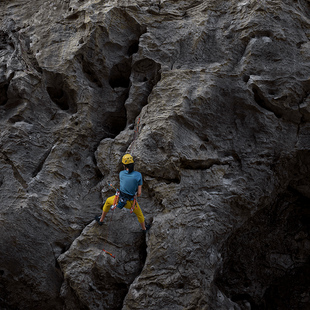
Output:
[95, 215, 103, 226]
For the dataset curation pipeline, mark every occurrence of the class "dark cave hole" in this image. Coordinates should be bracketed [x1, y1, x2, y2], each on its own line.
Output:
[132, 58, 162, 85]
[215, 189, 310, 310]
[243, 74, 250, 83]
[8, 115, 25, 123]
[127, 40, 139, 56]
[103, 110, 127, 137]
[0, 30, 14, 53]
[55, 259, 61, 270]
[92, 84, 129, 141]
[47, 87, 69, 110]
[109, 75, 130, 89]
[263, 265, 310, 310]
[0, 83, 9, 106]
[45, 72, 77, 113]
[0, 71, 14, 107]
[250, 30, 273, 39]
[66, 12, 80, 20]
[252, 85, 266, 106]
[109, 60, 131, 89]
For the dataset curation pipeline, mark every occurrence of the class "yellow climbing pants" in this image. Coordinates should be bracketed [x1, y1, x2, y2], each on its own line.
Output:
[102, 195, 145, 223]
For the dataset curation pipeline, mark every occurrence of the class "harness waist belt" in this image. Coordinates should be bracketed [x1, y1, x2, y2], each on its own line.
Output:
[119, 191, 134, 201]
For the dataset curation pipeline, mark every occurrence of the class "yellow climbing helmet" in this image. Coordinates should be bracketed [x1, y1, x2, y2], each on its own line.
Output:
[122, 154, 134, 165]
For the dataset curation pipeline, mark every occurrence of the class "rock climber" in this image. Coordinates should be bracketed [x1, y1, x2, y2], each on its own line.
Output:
[95, 154, 150, 231]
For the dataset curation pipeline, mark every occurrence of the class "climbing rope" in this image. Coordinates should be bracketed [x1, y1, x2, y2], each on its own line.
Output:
[93, 210, 116, 262]
[98, 185, 138, 260]
[93, 116, 143, 264]
[127, 117, 140, 155]
[99, 183, 119, 259]
[100, 203, 116, 259]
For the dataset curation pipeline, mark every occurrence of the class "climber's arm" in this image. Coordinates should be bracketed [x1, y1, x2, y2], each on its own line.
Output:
[137, 185, 142, 197]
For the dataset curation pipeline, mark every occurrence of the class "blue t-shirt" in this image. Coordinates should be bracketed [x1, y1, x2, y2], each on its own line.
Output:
[119, 170, 143, 196]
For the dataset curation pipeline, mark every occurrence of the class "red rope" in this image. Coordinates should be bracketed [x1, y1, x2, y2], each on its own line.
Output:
[102, 249, 115, 259]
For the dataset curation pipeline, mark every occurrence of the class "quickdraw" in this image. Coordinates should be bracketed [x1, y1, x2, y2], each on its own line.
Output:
[130, 196, 137, 214]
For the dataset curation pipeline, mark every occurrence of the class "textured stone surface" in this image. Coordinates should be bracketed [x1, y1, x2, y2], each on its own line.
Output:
[0, 0, 310, 309]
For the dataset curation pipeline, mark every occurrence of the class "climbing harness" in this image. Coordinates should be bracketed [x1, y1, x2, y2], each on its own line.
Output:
[109, 179, 137, 211]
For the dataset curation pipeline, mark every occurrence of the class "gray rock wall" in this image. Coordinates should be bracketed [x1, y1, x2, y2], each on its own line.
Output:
[0, 0, 310, 309]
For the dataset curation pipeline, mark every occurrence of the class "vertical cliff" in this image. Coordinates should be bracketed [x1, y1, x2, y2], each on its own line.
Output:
[0, 1, 310, 309]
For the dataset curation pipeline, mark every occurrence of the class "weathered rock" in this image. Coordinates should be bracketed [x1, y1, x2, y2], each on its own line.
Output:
[0, 0, 310, 309]
[58, 219, 147, 310]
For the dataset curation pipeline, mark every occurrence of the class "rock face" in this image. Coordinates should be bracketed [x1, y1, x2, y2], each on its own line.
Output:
[0, 0, 310, 309]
